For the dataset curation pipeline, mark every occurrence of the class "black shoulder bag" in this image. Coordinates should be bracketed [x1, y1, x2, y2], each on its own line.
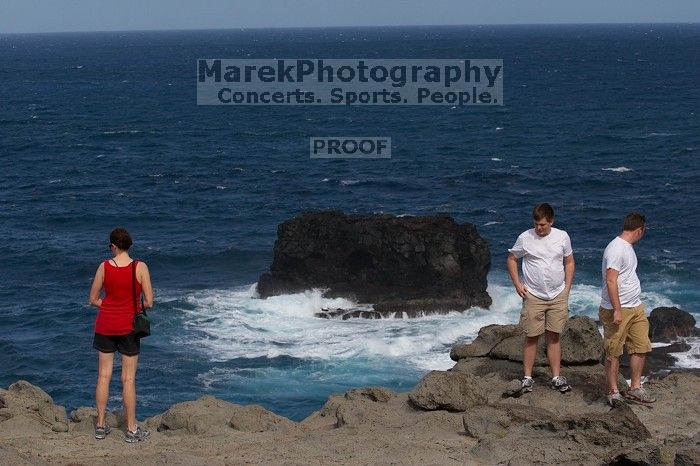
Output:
[132, 260, 151, 338]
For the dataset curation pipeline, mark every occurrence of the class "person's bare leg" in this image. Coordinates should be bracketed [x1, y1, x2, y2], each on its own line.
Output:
[523, 336, 540, 377]
[121, 354, 139, 432]
[605, 357, 620, 393]
[545, 330, 561, 378]
[629, 353, 646, 389]
[96, 352, 114, 427]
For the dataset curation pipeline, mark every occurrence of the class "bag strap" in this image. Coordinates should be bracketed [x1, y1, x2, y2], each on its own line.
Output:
[131, 260, 139, 315]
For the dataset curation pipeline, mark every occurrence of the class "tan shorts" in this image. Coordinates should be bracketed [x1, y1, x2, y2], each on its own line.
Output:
[599, 304, 652, 359]
[519, 289, 569, 337]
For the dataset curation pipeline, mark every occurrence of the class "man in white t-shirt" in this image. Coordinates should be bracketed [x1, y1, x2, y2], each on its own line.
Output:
[600, 212, 654, 405]
[507, 203, 575, 394]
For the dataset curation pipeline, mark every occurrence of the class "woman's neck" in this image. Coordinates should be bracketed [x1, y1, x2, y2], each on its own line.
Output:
[111, 250, 132, 266]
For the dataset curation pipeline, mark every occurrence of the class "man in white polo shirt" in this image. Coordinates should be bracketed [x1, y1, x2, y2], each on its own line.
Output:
[507, 203, 575, 393]
[600, 212, 654, 405]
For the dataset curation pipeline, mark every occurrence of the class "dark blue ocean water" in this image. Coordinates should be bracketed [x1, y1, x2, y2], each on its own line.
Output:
[1, 24, 699, 421]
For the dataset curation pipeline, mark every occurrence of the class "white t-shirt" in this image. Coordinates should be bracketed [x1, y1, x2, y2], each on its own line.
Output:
[600, 236, 642, 309]
[508, 227, 573, 300]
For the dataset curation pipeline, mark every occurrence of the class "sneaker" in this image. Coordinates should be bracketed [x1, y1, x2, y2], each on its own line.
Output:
[550, 376, 572, 393]
[94, 424, 111, 440]
[623, 386, 656, 405]
[607, 391, 624, 406]
[521, 377, 534, 393]
[124, 426, 150, 443]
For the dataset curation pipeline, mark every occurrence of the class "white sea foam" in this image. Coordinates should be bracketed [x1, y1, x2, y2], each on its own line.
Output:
[171, 278, 698, 378]
[491, 157, 502, 161]
[602, 166, 632, 172]
[174, 283, 520, 372]
[340, 179, 361, 186]
[668, 338, 700, 369]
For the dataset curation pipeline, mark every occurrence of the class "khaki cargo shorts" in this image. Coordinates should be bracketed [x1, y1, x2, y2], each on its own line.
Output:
[519, 289, 569, 337]
[598, 304, 652, 359]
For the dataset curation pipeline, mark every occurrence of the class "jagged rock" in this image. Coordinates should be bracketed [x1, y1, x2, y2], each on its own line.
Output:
[69, 407, 120, 433]
[560, 315, 604, 364]
[471, 403, 650, 464]
[158, 395, 295, 434]
[228, 405, 297, 432]
[408, 370, 487, 412]
[159, 396, 237, 434]
[344, 387, 395, 403]
[0, 381, 69, 433]
[606, 441, 676, 465]
[315, 308, 384, 319]
[52, 421, 69, 433]
[648, 307, 700, 343]
[489, 332, 536, 363]
[674, 433, 700, 466]
[451, 316, 602, 365]
[675, 449, 700, 466]
[501, 379, 525, 398]
[462, 404, 543, 439]
[311, 388, 401, 429]
[257, 211, 491, 315]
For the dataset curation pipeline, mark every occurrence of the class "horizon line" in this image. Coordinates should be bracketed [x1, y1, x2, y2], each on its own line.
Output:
[2, 21, 699, 36]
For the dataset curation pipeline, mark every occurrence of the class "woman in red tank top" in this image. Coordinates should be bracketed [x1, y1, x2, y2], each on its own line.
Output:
[89, 227, 154, 442]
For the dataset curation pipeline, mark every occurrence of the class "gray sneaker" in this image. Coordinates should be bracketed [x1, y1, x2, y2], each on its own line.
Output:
[623, 386, 656, 405]
[607, 391, 624, 406]
[550, 376, 572, 393]
[94, 423, 111, 440]
[521, 377, 534, 393]
[124, 426, 150, 443]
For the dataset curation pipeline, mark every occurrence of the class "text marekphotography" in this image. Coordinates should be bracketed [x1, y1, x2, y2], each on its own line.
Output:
[197, 59, 503, 106]
[310, 137, 391, 159]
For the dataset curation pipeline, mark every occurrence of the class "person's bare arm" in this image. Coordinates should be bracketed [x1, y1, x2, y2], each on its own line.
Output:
[507, 253, 527, 298]
[605, 268, 623, 325]
[564, 254, 575, 294]
[89, 263, 105, 307]
[138, 262, 154, 309]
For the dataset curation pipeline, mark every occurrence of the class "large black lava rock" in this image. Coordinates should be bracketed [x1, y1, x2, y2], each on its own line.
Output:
[256, 211, 491, 316]
[648, 307, 699, 342]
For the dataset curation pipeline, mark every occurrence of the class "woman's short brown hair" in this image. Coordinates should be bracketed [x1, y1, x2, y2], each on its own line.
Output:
[109, 227, 133, 250]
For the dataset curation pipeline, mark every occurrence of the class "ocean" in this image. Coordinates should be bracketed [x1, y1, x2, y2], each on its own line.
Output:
[1, 24, 698, 421]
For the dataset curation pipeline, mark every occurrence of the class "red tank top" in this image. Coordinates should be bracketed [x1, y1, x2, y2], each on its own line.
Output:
[95, 260, 143, 335]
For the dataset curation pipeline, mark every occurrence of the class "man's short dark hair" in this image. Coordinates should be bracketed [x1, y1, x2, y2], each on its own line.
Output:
[623, 213, 646, 231]
[532, 203, 554, 222]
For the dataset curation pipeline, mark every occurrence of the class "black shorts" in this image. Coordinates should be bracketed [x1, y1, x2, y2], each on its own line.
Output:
[93, 333, 140, 356]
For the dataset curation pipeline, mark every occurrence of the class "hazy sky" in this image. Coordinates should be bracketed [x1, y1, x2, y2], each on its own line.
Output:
[1, 0, 699, 34]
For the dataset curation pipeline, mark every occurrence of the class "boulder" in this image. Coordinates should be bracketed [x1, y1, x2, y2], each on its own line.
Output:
[450, 324, 520, 361]
[560, 315, 603, 364]
[228, 405, 298, 433]
[0, 381, 69, 434]
[408, 370, 487, 412]
[344, 387, 395, 403]
[450, 316, 602, 365]
[648, 307, 699, 343]
[310, 387, 400, 428]
[157, 395, 295, 434]
[69, 407, 120, 433]
[470, 403, 651, 465]
[257, 211, 491, 315]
